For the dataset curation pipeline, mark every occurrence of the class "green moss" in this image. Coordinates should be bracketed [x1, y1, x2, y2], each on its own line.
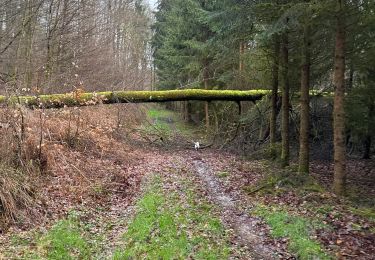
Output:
[0, 89, 271, 109]
[309, 90, 333, 97]
[0, 89, 334, 109]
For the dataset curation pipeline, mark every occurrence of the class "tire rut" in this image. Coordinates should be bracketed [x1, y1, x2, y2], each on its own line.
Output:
[192, 158, 283, 260]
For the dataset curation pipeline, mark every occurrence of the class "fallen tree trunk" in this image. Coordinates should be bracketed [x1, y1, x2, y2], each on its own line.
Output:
[0, 89, 270, 109]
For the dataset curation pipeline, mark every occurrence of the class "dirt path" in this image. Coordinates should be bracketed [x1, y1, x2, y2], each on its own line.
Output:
[192, 157, 279, 259]
[2, 106, 374, 259]
[96, 147, 288, 259]
[1, 107, 291, 259]
[125, 148, 292, 259]
[84, 108, 293, 259]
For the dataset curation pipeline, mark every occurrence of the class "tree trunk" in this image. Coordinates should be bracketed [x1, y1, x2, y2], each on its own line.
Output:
[238, 40, 246, 89]
[347, 63, 354, 91]
[45, 0, 57, 86]
[0, 89, 270, 109]
[204, 64, 210, 130]
[186, 101, 193, 123]
[239, 41, 245, 72]
[205, 100, 210, 129]
[363, 102, 374, 159]
[280, 30, 290, 167]
[363, 135, 371, 159]
[333, 0, 347, 195]
[25, 0, 36, 89]
[298, 23, 311, 174]
[270, 36, 280, 156]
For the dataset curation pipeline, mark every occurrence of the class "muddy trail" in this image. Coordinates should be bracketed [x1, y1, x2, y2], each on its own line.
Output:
[124, 148, 292, 259]
[191, 156, 287, 259]
[101, 148, 290, 259]
[159, 149, 293, 259]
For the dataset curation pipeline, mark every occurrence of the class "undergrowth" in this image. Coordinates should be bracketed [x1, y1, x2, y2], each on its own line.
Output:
[243, 164, 324, 196]
[0, 163, 37, 227]
[349, 207, 375, 222]
[244, 164, 334, 259]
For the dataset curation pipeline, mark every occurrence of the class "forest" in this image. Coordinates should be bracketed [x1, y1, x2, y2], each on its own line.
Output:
[0, 0, 374, 259]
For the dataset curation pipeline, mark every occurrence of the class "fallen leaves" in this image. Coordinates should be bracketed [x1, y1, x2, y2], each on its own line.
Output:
[1, 105, 374, 259]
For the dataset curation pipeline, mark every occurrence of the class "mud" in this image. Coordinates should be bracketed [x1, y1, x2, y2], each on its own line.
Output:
[193, 159, 284, 260]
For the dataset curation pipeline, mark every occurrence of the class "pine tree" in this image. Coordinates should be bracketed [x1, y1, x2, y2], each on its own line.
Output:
[332, 0, 347, 195]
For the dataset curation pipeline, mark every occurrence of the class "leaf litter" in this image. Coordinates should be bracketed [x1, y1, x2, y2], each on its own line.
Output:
[0, 105, 374, 259]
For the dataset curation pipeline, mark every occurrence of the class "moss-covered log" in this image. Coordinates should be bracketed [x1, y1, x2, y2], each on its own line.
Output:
[0, 89, 271, 109]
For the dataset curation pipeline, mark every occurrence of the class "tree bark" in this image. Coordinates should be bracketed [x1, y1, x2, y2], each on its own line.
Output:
[203, 63, 210, 130]
[25, 0, 36, 89]
[270, 36, 280, 156]
[280, 30, 290, 167]
[298, 23, 311, 174]
[347, 63, 354, 91]
[0, 89, 270, 109]
[333, 0, 347, 195]
[363, 135, 371, 159]
[239, 41, 245, 72]
[363, 102, 374, 159]
[183, 101, 194, 123]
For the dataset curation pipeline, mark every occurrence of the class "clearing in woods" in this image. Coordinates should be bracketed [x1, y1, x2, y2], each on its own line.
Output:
[0, 105, 374, 259]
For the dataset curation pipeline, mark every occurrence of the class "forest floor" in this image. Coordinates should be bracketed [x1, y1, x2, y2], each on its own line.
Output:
[0, 105, 374, 259]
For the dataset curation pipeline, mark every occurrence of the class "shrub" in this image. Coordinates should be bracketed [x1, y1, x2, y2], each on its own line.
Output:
[0, 163, 36, 227]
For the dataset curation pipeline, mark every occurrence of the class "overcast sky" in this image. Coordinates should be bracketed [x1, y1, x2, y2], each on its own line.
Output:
[147, 0, 157, 10]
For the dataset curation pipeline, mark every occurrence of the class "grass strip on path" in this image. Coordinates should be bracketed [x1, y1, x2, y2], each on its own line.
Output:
[113, 174, 231, 259]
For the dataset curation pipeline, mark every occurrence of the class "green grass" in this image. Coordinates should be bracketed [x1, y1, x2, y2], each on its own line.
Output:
[349, 206, 375, 222]
[147, 108, 175, 119]
[345, 185, 375, 207]
[216, 171, 230, 178]
[254, 205, 330, 260]
[143, 106, 198, 139]
[38, 217, 91, 259]
[315, 205, 334, 215]
[114, 175, 230, 259]
[145, 108, 176, 134]
[6, 211, 107, 260]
